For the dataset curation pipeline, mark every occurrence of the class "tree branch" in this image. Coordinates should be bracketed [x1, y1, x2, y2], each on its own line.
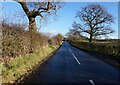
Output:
[17, 2, 29, 15]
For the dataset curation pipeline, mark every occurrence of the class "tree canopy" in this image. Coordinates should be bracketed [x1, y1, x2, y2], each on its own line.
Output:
[73, 4, 114, 42]
[15, 0, 62, 32]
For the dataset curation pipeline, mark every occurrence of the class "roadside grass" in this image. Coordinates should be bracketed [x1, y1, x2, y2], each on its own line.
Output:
[68, 40, 119, 57]
[2, 45, 58, 84]
[68, 40, 120, 69]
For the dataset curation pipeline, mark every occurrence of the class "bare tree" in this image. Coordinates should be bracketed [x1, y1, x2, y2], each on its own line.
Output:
[12, 0, 62, 52]
[56, 33, 64, 45]
[49, 33, 64, 46]
[74, 4, 114, 42]
[66, 27, 81, 39]
[15, 0, 62, 33]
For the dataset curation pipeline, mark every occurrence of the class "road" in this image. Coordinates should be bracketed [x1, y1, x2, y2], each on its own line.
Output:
[23, 41, 120, 85]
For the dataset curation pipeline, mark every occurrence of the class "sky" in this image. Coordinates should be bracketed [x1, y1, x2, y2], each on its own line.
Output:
[1, 1, 119, 39]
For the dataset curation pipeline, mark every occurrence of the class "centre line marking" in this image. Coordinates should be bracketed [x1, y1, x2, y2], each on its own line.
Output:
[69, 49, 72, 53]
[89, 80, 95, 85]
[72, 53, 80, 65]
[69, 48, 80, 65]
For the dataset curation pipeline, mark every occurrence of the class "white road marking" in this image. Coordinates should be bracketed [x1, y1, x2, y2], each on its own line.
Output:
[72, 53, 80, 65]
[69, 49, 72, 53]
[69, 48, 80, 65]
[89, 80, 95, 85]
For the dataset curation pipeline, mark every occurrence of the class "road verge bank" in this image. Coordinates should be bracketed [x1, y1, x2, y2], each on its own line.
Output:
[2, 45, 61, 84]
[68, 40, 120, 70]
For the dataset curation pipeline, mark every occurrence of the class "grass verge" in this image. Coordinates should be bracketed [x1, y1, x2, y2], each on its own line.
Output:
[68, 41, 120, 70]
[2, 45, 59, 84]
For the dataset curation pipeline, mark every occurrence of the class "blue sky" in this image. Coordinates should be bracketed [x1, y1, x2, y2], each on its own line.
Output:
[2, 1, 118, 39]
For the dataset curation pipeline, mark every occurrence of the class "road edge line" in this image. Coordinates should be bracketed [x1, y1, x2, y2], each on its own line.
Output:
[89, 80, 95, 85]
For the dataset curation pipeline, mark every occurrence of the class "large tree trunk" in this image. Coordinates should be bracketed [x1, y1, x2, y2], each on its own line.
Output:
[29, 17, 36, 33]
[17, 2, 37, 32]
[89, 26, 93, 43]
[28, 17, 36, 53]
[89, 33, 93, 43]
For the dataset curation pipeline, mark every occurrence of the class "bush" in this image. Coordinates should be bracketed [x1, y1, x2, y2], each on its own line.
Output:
[2, 23, 30, 59]
[1, 22, 60, 61]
